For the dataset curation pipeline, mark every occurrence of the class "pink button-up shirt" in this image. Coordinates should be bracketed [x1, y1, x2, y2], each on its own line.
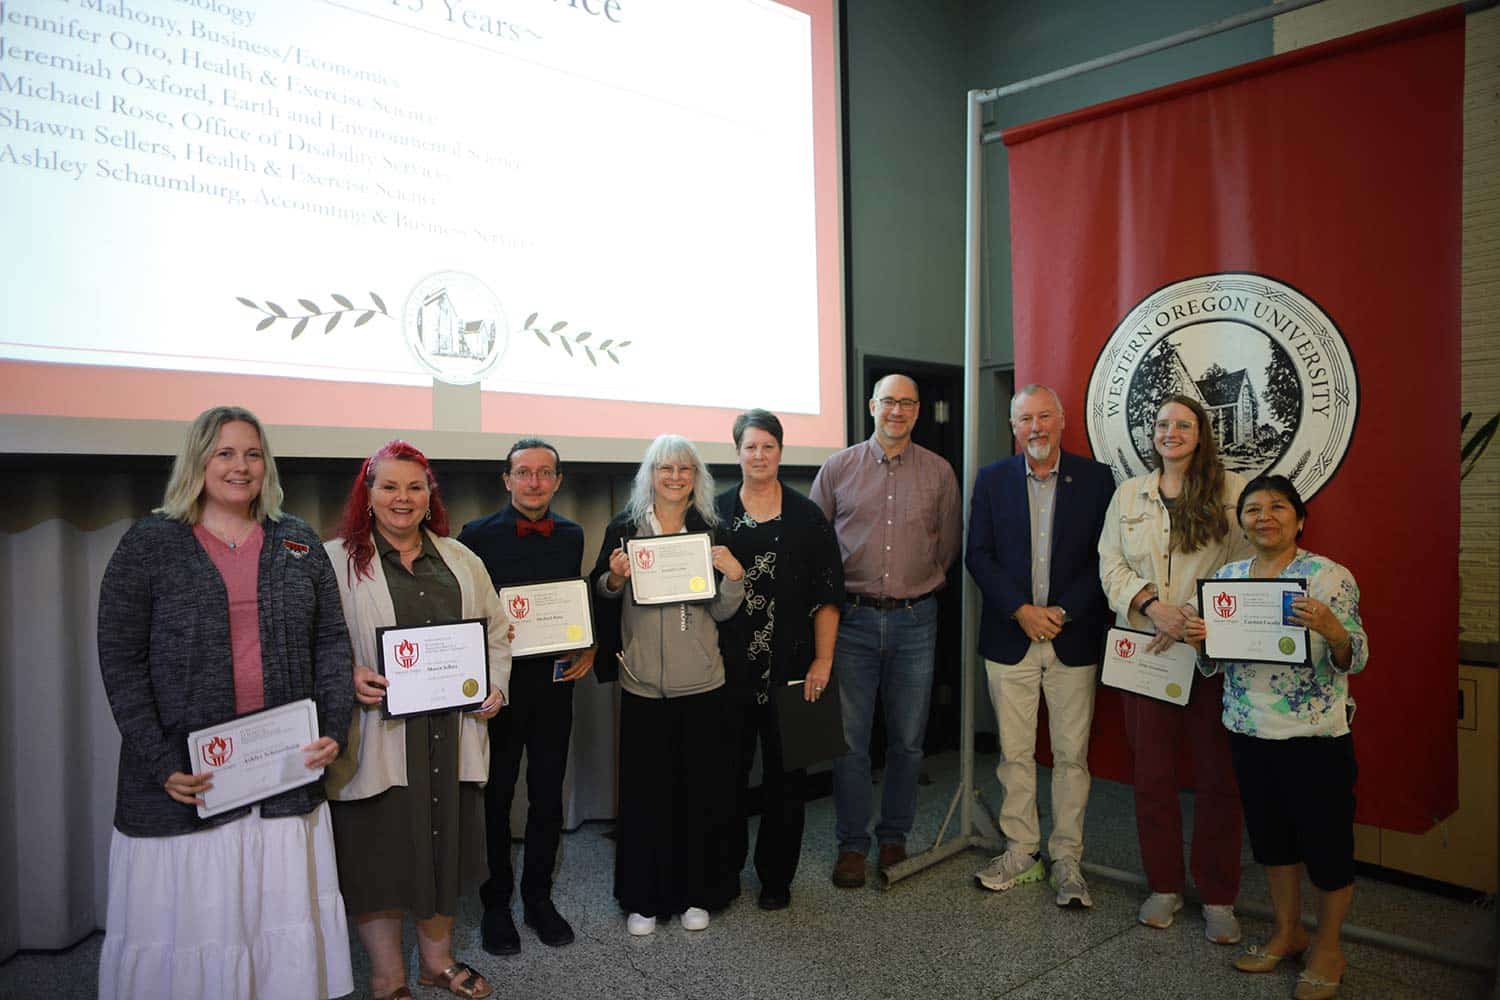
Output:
[810, 436, 961, 599]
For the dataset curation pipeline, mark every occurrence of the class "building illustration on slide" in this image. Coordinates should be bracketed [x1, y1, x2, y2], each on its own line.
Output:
[417, 286, 497, 360]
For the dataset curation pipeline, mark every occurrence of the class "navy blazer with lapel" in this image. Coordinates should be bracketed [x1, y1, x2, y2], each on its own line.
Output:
[965, 449, 1115, 666]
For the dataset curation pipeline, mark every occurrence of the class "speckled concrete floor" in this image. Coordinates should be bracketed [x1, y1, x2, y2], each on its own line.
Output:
[2, 751, 1493, 999]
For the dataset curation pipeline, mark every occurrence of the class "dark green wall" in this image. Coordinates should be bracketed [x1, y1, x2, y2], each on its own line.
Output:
[843, 0, 1273, 464]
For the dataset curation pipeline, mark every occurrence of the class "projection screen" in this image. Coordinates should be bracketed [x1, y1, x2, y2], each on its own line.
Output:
[0, 0, 845, 463]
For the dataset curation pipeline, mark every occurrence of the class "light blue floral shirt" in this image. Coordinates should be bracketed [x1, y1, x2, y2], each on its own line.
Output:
[1199, 549, 1367, 739]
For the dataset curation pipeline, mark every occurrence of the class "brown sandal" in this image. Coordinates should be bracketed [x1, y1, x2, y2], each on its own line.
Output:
[372, 987, 413, 1000]
[418, 962, 493, 999]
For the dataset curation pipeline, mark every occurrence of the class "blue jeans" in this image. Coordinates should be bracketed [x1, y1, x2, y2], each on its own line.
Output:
[832, 597, 939, 854]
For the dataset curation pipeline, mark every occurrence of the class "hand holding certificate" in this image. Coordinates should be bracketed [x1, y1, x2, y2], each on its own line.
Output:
[1100, 627, 1197, 705]
[378, 618, 491, 718]
[1197, 578, 1310, 665]
[188, 698, 323, 819]
[625, 532, 717, 605]
[499, 578, 595, 658]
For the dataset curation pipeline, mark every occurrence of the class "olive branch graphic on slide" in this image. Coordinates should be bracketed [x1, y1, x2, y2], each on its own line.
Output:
[523, 312, 632, 366]
[237, 292, 390, 337]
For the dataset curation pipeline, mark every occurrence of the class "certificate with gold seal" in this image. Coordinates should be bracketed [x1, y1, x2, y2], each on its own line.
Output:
[1100, 627, 1197, 706]
[626, 532, 717, 605]
[377, 618, 490, 719]
[1197, 578, 1310, 666]
[499, 577, 595, 658]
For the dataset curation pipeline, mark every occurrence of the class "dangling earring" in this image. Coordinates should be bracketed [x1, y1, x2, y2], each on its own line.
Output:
[367, 506, 374, 518]
[424, 508, 433, 521]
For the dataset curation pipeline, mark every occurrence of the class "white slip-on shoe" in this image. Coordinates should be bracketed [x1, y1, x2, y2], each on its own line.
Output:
[1137, 892, 1184, 928]
[1203, 904, 1243, 944]
[679, 907, 710, 931]
[627, 913, 657, 936]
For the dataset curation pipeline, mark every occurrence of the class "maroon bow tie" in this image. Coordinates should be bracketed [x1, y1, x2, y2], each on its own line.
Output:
[516, 517, 554, 538]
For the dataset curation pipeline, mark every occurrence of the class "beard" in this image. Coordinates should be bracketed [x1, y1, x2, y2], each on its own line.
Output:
[1024, 438, 1055, 463]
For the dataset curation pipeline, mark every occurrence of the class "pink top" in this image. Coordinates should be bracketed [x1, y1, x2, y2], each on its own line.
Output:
[194, 523, 265, 715]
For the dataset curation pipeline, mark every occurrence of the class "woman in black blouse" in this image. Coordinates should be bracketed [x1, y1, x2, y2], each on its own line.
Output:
[715, 409, 845, 909]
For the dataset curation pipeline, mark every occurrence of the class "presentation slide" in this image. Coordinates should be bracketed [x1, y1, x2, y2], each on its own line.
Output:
[0, 0, 844, 461]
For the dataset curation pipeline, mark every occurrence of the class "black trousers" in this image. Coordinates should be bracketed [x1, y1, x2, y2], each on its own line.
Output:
[480, 659, 574, 910]
[614, 687, 739, 917]
[727, 692, 808, 894]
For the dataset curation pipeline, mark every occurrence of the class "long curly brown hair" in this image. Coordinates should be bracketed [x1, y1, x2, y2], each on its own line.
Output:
[1151, 394, 1229, 554]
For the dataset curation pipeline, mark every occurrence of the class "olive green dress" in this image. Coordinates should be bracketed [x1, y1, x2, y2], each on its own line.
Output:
[330, 529, 487, 918]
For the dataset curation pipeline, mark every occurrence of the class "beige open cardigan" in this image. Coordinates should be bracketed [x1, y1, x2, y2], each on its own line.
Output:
[322, 533, 513, 801]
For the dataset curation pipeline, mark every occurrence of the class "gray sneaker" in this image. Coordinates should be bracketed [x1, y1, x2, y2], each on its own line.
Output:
[974, 848, 1044, 892]
[1049, 858, 1093, 909]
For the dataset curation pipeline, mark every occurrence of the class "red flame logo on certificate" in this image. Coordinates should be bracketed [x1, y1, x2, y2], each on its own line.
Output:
[1213, 592, 1238, 619]
[634, 547, 655, 570]
[509, 595, 531, 620]
[201, 735, 233, 767]
[1114, 636, 1136, 659]
[395, 639, 420, 669]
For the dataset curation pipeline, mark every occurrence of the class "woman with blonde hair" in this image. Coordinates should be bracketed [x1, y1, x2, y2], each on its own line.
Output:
[96, 406, 353, 999]
[1098, 394, 1253, 944]
[591, 434, 746, 935]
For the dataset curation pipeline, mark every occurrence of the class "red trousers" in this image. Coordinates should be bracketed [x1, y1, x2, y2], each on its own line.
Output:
[1121, 674, 1242, 905]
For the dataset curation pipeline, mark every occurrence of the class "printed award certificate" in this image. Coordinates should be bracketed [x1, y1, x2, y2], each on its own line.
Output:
[1100, 627, 1197, 706]
[188, 698, 321, 819]
[499, 577, 595, 658]
[1198, 578, 1310, 666]
[625, 532, 717, 605]
[377, 618, 489, 718]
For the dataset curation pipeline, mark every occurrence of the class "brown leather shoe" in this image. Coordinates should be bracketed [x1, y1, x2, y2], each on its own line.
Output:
[878, 842, 907, 870]
[832, 851, 866, 888]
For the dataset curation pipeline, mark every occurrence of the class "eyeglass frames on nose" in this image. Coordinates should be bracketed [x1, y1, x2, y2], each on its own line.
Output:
[508, 469, 557, 483]
[875, 397, 918, 411]
[1154, 419, 1196, 433]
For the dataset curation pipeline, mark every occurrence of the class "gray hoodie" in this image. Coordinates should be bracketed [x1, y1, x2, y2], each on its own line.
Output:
[597, 572, 745, 699]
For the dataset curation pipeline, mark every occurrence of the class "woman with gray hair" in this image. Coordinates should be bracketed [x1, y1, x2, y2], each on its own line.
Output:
[95, 406, 353, 1000]
[590, 434, 747, 935]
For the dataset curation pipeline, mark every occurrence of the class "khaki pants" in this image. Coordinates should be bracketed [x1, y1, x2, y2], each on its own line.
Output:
[985, 644, 1097, 862]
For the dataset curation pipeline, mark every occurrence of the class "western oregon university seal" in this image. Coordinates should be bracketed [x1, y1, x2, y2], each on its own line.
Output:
[402, 270, 509, 385]
[1085, 273, 1358, 499]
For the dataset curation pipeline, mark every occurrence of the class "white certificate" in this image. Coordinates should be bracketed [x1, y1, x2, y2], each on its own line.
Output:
[378, 618, 489, 718]
[500, 577, 595, 658]
[188, 698, 321, 819]
[626, 532, 717, 605]
[1198, 578, 1310, 666]
[1100, 628, 1197, 706]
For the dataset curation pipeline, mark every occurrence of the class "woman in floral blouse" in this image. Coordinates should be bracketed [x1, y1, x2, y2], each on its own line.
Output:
[1185, 474, 1367, 1000]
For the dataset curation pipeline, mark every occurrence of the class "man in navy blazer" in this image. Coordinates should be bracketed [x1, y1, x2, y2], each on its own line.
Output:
[966, 384, 1115, 909]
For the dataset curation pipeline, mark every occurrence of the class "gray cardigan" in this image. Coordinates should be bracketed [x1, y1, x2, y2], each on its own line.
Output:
[97, 512, 354, 837]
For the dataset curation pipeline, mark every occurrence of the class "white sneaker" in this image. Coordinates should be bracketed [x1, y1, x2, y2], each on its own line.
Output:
[1049, 858, 1093, 909]
[1137, 892, 1184, 928]
[627, 912, 656, 936]
[1202, 904, 1242, 944]
[974, 848, 1045, 892]
[680, 907, 710, 931]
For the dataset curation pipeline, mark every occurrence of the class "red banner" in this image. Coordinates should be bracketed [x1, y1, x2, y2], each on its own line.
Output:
[1004, 9, 1464, 832]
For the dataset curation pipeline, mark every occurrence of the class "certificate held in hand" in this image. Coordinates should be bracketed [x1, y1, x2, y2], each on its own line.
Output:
[188, 698, 322, 819]
[499, 577, 595, 659]
[1100, 627, 1196, 706]
[626, 532, 717, 605]
[377, 618, 490, 719]
[1198, 578, 1310, 666]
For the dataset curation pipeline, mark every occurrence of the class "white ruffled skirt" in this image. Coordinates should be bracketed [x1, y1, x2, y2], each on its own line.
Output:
[97, 802, 353, 1000]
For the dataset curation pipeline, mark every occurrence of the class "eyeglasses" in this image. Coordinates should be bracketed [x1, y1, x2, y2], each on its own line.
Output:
[655, 464, 697, 477]
[875, 397, 918, 411]
[508, 468, 557, 483]
[1154, 419, 1196, 433]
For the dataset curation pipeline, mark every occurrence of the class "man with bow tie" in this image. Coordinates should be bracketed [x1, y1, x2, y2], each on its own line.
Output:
[459, 438, 595, 955]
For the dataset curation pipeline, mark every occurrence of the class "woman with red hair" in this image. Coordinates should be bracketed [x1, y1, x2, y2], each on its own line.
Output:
[324, 441, 512, 1000]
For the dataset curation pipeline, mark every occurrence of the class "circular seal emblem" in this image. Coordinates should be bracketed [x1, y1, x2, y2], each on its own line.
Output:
[1164, 683, 1183, 700]
[462, 678, 480, 698]
[1278, 637, 1297, 656]
[1085, 274, 1357, 500]
[402, 270, 509, 385]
